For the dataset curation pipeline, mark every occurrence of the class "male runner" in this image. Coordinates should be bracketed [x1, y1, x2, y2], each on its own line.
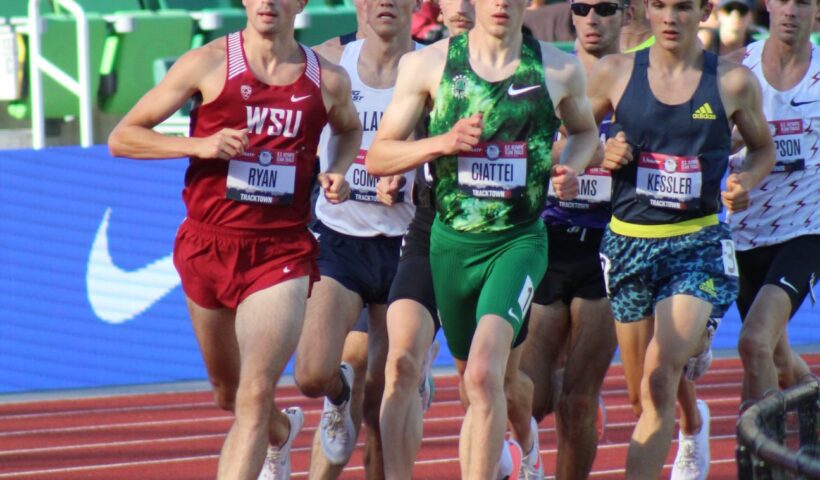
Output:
[519, 0, 625, 477]
[728, 0, 818, 407]
[108, 1, 361, 479]
[367, 0, 600, 474]
[620, 0, 654, 51]
[291, 0, 419, 476]
[588, 0, 775, 476]
[377, 1, 475, 478]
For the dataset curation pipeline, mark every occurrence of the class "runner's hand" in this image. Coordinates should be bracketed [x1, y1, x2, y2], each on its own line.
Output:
[194, 128, 249, 160]
[376, 175, 406, 206]
[440, 113, 482, 155]
[721, 173, 750, 212]
[319, 172, 350, 204]
[602, 131, 632, 170]
[551, 164, 579, 200]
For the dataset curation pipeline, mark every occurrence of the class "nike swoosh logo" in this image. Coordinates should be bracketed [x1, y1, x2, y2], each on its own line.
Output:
[779, 276, 799, 294]
[507, 307, 521, 324]
[790, 98, 819, 107]
[507, 84, 541, 97]
[86, 208, 181, 324]
[291, 94, 311, 103]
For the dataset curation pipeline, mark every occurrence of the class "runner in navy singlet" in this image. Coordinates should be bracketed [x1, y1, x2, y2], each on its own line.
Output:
[585, 0, 775, 476]
[108, 0, 362, 478]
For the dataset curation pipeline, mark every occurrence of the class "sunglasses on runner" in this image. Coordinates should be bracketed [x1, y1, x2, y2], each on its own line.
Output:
[570, 2, 622, 16]
[721, 3, 750, 15]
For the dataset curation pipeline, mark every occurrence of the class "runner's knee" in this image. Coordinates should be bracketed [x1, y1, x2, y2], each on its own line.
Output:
[234, 376, 275, 418]
[463, 364, 503, 403]
[385, 347, 423, 390]
[738, 330, 774, 365]
[294, 365, 337, 398]
[211, 381, 237, 412]
[558, 393, 597, 431]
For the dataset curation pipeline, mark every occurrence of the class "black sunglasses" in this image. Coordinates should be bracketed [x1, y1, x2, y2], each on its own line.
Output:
[721, 3, 750, 14]
[570, 2, 622, 16]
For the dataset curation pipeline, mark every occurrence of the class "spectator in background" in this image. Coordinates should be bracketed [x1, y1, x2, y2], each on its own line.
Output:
[523, 0, 575, 42]
[699, 0, 759, 55]
[700, 0, 720, 31]
[412, 0, 445, 43]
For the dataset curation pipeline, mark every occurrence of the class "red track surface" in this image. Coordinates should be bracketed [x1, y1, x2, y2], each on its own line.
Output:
[0, 355, 817, 479]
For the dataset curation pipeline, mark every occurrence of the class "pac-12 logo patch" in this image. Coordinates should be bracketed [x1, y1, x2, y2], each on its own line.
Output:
[241, 85, 252, 100]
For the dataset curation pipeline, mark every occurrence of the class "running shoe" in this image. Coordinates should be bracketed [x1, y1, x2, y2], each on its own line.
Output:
[420, 340, 440, 412]
[671, 399, 711, 480]
[257, 407, 304, 480]
[497, 438, 523, 480]
[518, 417, 544, 479]
[319, 362, 356, 464]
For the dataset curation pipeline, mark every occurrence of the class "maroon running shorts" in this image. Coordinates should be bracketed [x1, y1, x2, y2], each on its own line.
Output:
[173, 218, 319, 309]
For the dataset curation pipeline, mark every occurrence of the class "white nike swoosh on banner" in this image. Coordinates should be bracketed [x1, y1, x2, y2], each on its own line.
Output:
[86, 208, 181, 324]
[507, 85, 541, 97]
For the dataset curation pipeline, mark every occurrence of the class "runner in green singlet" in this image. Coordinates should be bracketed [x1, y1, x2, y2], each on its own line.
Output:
[366, 0, 599, 475]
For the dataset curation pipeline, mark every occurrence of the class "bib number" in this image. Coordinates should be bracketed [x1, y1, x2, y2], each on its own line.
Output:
[457, 142, 527, 199]
[226, 149, 297, 205]
[635, 152, 702, 210]
[770, 119, 807, 173]
[547, 167, 611, 210]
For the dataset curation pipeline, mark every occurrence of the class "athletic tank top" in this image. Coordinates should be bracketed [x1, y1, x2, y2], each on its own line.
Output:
[428, 34, 561, 233]
[728, 40, 820, 250]
[315, 39, 417, 237]
[185, 31, 327, 230]
[610, 48, 731, 235]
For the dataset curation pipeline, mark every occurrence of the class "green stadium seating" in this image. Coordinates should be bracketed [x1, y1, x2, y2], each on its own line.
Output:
[295, 6, 357, 46]
[7, 13, 107, 119]
[813, 32, 820, 46]
[97, 11, 194, 115]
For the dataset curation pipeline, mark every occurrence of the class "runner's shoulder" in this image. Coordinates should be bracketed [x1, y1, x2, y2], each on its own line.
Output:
[314, 36, 346, 64]
[717, 56, 759, 98]
[588, 53, 633, 87]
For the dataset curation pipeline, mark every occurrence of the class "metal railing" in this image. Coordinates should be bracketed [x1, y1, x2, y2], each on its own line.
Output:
[737, 378, 820, 479]
[27, 0, 93, 148]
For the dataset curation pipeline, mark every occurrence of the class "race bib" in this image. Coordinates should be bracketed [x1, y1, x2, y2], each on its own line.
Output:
[226, 148, 297, 205]
[347, 149, 406, 203]
[769, 119, 806, 173]
[547, 167, 611, 210]
[636, 152, 702, 210]
[458, 142, 527, 199]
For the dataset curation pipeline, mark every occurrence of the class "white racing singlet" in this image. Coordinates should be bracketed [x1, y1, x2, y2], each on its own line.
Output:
[729, 40, 820, 251]
[315, 39, 418, 237]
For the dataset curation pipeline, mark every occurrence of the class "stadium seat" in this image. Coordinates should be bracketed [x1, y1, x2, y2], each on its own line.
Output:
[7, 13, 107, 119]
[97, 11, 194, 115]
[157, 0, 236, 8]
[294, 5, 356, 46]
[55, 0, 144, 15]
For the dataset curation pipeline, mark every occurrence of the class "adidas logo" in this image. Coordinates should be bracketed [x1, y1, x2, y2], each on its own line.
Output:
[699, 278, 717, 297]
[693, 102, 717, 120]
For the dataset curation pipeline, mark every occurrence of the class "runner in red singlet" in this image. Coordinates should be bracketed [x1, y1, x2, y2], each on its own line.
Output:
[108, 0, 362, 478]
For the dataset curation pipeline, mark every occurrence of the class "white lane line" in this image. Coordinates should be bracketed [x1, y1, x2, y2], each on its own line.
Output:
[0, 435, 741, 477]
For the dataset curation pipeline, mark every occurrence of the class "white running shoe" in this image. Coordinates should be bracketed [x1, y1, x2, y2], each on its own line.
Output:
[319, 362, 356, 465]
[496, 438, 523, 480]
[684, 317, 720, 382]
[518, 417, 544, 480]
[683, 347, 713, 382]
[420, 340, 440, 412]
[671, 399, 711, 480]
[257, 407, 304, 480]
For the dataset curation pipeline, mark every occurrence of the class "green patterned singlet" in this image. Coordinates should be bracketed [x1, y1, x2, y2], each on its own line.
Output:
[428, 33, 561, 233]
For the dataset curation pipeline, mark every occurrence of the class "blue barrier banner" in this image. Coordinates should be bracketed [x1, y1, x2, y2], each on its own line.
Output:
[0, 146, 817, 394]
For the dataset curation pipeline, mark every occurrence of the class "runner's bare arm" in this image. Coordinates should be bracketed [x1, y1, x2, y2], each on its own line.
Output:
[588, 55, 634, 170]
[320, 58, 362, 176]
[366, 44, 461, 177]
[318, 58, 362, 203]
[109, 42, 247, 160]
[720, 63, 775, 211]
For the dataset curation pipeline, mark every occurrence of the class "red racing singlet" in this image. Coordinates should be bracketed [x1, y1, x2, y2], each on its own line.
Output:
[184, 31, 328, 231]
